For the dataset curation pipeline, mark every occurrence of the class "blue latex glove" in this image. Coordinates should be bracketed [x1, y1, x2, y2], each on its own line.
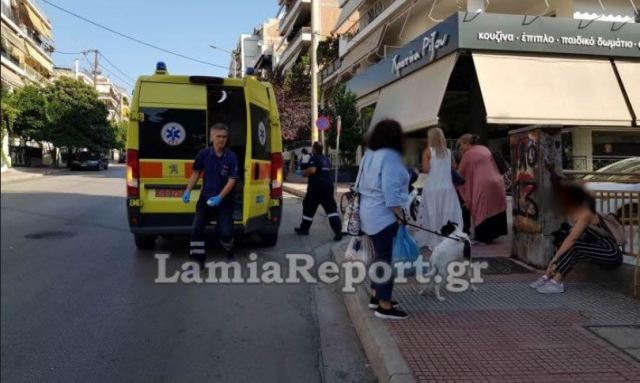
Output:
[207, 195, 222, 207]
[181, 190, 190, 204]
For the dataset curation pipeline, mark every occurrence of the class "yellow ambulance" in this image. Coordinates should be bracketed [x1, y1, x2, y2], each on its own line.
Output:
[126, 63, 283, 249]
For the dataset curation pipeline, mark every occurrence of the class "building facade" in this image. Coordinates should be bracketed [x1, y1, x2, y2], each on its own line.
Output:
[229, 34, 261, 78]
[329, 0, 639, 170]
[1, 0, 54, 90]
[275, 0, 341, 73]
[253, 18, 284, 78]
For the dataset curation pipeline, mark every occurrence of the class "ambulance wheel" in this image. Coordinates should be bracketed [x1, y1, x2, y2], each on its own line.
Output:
[134, 234, 156, 250]
[259, 231, 278, 247]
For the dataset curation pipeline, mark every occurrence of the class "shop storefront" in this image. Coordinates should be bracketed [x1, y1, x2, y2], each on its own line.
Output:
[347, 12, 640, 169]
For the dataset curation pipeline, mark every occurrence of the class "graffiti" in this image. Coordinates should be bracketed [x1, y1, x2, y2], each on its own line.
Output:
[510, 132, 541, 233]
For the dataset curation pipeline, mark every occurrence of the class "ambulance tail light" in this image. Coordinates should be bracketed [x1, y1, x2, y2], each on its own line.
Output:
[126, 149, 139, 197]
[270, 152, 283, 198]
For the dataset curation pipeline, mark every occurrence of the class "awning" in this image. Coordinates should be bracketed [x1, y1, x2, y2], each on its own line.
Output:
[473, 53, 633, 126]
[614, 60, 640, 125]
[356, 90, 379, 110]
[340, 27, 384, 74]
[21, 2, 53, 40]
[370, 53, 458, 133]
[25, 43, 53, 73]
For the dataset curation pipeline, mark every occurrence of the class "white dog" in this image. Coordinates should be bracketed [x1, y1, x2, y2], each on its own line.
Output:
[419, 221, 474, 301]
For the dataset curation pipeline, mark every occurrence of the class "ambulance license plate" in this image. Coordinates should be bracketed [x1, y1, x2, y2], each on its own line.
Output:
[155, 189, 183, 198]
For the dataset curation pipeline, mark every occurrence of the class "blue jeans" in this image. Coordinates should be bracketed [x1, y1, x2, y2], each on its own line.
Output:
[190, 197, 234, 260]
[369, 222, 399, 301]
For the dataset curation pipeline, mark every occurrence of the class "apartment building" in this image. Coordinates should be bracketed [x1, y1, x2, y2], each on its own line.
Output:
[229, 34, 261, 78]
[1, 0, 54, 90]
[329, 0, 639, 170]
[253, 18, 284, 78]
[275, 0, 341, 73]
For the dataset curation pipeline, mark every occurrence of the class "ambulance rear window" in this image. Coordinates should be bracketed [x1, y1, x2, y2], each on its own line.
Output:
[138, 108, 207, 159]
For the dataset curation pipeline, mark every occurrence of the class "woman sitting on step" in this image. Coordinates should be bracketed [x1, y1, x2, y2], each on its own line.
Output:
[529, 183, 623, 294]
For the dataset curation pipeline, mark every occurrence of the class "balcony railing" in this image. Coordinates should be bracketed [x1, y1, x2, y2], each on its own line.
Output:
[288, 26, 312, 43]
[320, 57, 342, 82]
[343, 0, 394, 42]
[1, 3, 18, 24]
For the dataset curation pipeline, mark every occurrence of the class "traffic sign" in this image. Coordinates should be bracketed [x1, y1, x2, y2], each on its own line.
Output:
[316, 116, 330, 131]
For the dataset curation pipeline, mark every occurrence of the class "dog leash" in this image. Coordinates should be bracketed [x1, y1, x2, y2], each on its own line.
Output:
[395, 212, 467, 243]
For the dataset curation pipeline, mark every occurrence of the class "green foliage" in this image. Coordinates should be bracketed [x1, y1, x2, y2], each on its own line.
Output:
[321, 84, 361, 165]
[11, 85, 49, 142]
[114, 120, 128, 151]
[45, 77, 112, 152]
[284, 53, 310, 99]
[317, 35, 339, 66]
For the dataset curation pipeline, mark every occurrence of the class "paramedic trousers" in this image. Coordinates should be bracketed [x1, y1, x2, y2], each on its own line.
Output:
[298, 186, 341, 235]
[190, 197, 234, 263]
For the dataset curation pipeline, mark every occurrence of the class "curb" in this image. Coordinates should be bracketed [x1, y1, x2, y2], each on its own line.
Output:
[282, 184, 306, 198]
[1, 168, 68, 184]
[331, 241, 416, 383]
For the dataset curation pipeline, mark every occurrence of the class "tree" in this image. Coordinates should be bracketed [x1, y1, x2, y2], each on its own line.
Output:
[11, 85, 49, 143]
[321, 84, 361, 165]
[114, 120, 128, 151]
[1, 87, 18, 166]
[45, 77, 112, 153]
[273, 54, 313, 144]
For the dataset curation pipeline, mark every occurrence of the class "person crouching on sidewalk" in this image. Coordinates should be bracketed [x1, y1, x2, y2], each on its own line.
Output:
[529, 183, 623, 294]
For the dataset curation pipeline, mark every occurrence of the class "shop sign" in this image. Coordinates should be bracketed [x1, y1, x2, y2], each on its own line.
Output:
[392, 31, 451, 77]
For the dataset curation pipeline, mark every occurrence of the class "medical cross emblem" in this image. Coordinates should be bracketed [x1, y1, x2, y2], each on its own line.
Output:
[160, 122, 186, 146]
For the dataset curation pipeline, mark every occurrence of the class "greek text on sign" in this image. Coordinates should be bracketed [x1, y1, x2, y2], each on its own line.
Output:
[392, 31, 450, 77]
[477, 30, 639, 51]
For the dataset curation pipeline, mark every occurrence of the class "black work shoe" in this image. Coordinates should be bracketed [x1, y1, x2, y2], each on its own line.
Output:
[294, 228, 309, 235]
[374, 306, 408, 320]
[368, 297, 399, 309]
[334, 232, 343, 241]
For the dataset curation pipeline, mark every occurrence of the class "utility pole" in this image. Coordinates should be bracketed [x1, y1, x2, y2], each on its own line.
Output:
[83, 49, 100, 89]
[310, 0, 320, 144]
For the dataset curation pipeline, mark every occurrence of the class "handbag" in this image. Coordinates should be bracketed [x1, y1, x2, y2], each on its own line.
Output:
[451, 168, 465, 186]
[344, 235, 373, 265]
[590, 213, 627, 248]
[342, 154, 368, 236]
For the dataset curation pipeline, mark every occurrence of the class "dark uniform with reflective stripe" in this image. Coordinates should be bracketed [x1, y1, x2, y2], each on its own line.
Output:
[296, 153, 341, 237]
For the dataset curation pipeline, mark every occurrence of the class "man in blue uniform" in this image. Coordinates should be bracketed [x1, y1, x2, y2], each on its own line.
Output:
[182, 123, 238, 267]
[295, 142, 342, 241]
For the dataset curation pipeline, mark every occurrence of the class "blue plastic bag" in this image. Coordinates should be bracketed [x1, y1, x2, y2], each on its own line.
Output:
[392, 225, 420, 276]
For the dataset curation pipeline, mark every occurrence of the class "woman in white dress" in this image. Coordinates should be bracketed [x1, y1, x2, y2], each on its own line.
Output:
[415, 127, 464, 249]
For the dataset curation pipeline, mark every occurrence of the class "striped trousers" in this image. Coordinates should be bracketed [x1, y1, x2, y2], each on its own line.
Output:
[553, 237, 622, 276]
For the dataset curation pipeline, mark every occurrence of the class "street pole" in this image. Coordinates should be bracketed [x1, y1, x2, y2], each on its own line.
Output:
[310, 0, 319, 144]
[92, 49, 99, 90]
[334, 116, 341, 189]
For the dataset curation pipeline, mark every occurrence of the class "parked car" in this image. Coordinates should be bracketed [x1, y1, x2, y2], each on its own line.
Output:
[68, 152, 110, 171]
[118, 153, 126, 163]
[584, 157, 639, 254]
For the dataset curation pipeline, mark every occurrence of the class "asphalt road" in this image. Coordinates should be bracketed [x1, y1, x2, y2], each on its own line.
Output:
[1, 164, 373, 383]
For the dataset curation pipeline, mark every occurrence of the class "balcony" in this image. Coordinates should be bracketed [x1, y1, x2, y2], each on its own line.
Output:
[320, 57, 342, 84]
[280, 0, 311, 39]
[343, 0, 394, 42]
[278, 27, 312, 73]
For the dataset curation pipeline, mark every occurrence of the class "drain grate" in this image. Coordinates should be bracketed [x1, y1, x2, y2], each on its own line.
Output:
[473, 257, 534, 275]
[24, 231, 77, 240]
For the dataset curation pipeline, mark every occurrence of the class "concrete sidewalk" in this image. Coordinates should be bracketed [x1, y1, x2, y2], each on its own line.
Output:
[1, 166, 68, 184]
[332, 240, 640, 383]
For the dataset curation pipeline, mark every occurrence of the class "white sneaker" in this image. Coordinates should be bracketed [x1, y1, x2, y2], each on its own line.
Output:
[529, 276, 549, 289]
[536, 280, 565, 294]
